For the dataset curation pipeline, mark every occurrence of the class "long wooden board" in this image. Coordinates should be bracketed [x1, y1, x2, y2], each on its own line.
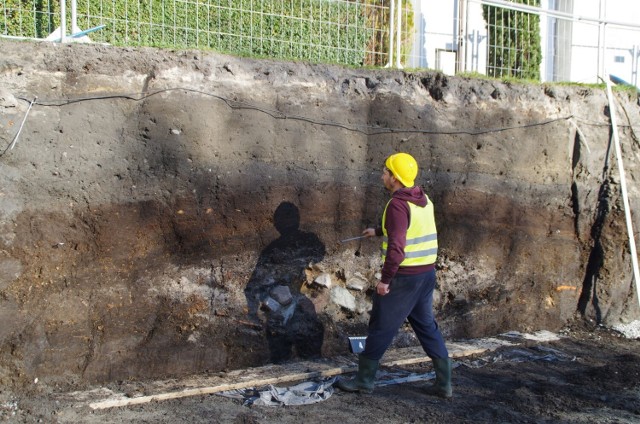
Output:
[79, 331, 556, 410]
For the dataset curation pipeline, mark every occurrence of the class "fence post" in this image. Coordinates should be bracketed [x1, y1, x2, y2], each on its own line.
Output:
[386, 0, 396, 68]
[632, 45, 639, 87]
[60, 0, 67, 42]
[71, 0, 79, 35]
[395, 0, 403, 68]
[458, 0, 467, 74]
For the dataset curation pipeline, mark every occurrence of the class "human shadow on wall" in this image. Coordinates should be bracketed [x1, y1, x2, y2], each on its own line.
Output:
[244, 201, 326, 364]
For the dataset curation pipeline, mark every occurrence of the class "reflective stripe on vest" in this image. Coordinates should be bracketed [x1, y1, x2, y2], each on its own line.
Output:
[381, 196, 438, 266]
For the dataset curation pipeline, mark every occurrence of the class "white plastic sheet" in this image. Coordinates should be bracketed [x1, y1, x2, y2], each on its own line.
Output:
[218, 378, 336, 406]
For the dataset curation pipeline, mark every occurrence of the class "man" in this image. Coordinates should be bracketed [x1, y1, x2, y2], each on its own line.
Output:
[336, 152, 452, 399]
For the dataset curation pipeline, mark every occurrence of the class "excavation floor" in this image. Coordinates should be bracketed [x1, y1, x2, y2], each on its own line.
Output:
[2, 320, 639, 423]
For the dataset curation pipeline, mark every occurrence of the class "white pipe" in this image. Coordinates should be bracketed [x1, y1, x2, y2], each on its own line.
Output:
[8, 97, 37, 151]
[569, 119, 591, 154]
[395, 0, 402, 68]
[386, 0, 395, 68]
[604, 75, 640, 310]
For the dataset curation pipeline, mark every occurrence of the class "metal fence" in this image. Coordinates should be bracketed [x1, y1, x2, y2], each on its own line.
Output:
[1, 0, 407, 67]
[413, 0, 640, 86]
[2, 0, 640, 85]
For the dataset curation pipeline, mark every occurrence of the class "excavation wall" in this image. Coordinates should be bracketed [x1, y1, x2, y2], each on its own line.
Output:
[0, 39, 639, 388]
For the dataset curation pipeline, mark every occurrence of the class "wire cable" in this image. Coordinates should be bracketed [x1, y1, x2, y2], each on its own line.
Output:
[16, 87, 573, 136]
[3, 86, 608, 157]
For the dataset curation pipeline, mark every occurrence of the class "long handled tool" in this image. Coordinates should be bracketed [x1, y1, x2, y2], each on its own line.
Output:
[340, 235, 367, 243]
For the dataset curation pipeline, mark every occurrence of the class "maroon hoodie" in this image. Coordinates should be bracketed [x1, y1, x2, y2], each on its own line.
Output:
[376, 186, 436, 284]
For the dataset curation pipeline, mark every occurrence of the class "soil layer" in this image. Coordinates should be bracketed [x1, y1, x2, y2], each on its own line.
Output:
[1, 39, 639, 392]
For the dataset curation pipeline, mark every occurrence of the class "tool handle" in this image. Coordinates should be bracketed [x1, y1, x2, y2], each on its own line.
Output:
[340, 235, 367, 243]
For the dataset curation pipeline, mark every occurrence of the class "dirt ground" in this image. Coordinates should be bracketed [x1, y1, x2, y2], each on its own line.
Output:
[1, 319, 638, 424]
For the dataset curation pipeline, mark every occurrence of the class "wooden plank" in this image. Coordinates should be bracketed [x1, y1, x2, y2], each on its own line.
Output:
[89, 366, 356, 410]
[84, 332, 562, 410]
[86, 337, 511, 410]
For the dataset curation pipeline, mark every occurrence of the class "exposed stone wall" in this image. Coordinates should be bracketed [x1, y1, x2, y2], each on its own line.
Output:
[0, 39, 638, 388]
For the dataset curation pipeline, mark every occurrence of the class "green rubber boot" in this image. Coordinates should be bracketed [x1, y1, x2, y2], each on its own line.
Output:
[335, 355, 379, 394]
[424, 357, 452, 399]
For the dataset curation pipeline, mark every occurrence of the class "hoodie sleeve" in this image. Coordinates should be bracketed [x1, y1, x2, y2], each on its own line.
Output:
[380, 198, 410, 284]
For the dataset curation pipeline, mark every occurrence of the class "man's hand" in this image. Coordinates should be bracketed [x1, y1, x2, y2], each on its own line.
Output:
[376, 281, 390, 296]
[362, 228, 377, 237]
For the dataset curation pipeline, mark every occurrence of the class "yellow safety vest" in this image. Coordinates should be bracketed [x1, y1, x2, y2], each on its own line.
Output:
[381, 196, 438, 266]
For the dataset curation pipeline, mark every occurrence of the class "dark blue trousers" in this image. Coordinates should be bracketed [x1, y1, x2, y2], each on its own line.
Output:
[362, 268, 449, 361]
